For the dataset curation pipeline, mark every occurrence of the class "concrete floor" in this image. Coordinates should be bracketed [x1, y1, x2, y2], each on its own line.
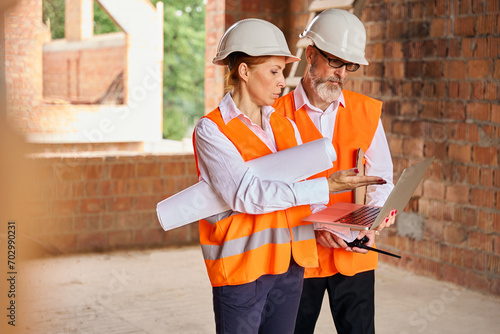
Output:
[9, 246, 500, 334]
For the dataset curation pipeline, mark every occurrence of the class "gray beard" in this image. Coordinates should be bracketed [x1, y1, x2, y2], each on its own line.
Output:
[309, 65, 344, 103]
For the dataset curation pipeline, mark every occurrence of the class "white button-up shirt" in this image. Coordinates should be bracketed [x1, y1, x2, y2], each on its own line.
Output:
[194, 93, 330, 221]
[293, 81, 394, 206]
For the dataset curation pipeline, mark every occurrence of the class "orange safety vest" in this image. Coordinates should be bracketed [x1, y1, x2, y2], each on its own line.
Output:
[273, 89, 382, 277]
[193, 108, 319, 287]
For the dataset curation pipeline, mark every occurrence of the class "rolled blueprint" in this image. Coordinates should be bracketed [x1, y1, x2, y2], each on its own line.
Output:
[156, 137, 337, 231]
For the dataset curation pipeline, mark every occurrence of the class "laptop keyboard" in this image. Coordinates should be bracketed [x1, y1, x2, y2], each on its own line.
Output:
[336, 206, 381, 226]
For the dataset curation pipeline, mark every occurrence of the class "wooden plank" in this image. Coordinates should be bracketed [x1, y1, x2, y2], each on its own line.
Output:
[309, 0, 355, 12]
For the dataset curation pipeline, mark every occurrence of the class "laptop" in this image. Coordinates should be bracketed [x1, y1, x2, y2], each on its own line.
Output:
[302, 157, 435, 230]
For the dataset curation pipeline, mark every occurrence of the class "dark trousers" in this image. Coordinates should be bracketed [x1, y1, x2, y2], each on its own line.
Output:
[212, 259, 305, 334]
[294, 270, 375, 334]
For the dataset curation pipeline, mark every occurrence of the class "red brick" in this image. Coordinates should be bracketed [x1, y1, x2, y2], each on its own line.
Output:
[462, 248, 475, 269]
[468, 124, 479, 142]
[474, 37, 488, 57]
[480, 168, 494, 187]
[458, 81, 471, 99]
[494, 234, 500, 255]
[402, 138, 424, 157]
[108, 231, 132, 248]
[78, 232, 107, 250]
[448, 143, 471, 162]
[476, 252, 488, 272]
[445, 184, 469, 203]
[137, 162, 161, 177]
[440, 263, 466, 285]
[495, 170, 500, 188]
[424, 219, 446, 240]
[485, 81, 498, 100]
[444, 60, 467, 79]
[464, 270, 489, 293]
[85, 181, 101, 197]
[83, 165, 103, 179]
[163, 161, 187, 176]
[81, 198, 105, 213]
[467, 101, 491, 121]
[495, 59, 500, 79]
[473, 146, 498, 165]
[110, 164, 135, 178]
[477, 14, 497, 35]
[444, 224, 468, 245]
[489, 37, 500, 58]
[423, 180, 445, 200]
[478, 210, 492, 231]
[472, 81, 484, 99]
[469, 231, 494, 252]
[109, 197, 133, 212]
[471, 188, 496, 208]
[454, 16, 476, 36]
[135, 195, 159, 210]
[417, 258, 441, 279]
[491, 278, 500, 297]
[424, 141, 447, 160]
[468, 59, 493, 79]
[430, 18, 445, 37]
[488, 255, 500, 275]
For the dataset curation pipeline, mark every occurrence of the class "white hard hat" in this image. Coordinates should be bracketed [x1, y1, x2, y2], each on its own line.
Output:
[300, 9, 369, 65]
[213, 18, 300, 66]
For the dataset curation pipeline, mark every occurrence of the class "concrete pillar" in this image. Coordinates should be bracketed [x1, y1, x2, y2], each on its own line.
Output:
[65, 0, 94, 41]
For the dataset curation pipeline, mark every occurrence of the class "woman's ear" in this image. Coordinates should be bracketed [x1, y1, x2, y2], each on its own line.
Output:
[238, 62, 250, 83]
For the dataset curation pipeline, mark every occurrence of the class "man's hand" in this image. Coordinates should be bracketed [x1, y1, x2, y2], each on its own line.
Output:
[315, 230, 374, 254]
[348, 230, 375, 254]
[327, 168, 386, 193]
[315, 230, 344, 248]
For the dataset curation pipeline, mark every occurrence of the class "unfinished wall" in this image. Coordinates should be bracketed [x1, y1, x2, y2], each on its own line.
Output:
[347, 0, 499, 296]
[28, 152, 199, 253]
[3, 0, 44, 131]
[43, 33, 126, 104]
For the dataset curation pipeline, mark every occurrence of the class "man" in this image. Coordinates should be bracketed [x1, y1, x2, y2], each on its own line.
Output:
[273, 9, 396, 334]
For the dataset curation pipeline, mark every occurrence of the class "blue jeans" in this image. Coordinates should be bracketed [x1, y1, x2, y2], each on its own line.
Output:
[212, 258, 305, 334]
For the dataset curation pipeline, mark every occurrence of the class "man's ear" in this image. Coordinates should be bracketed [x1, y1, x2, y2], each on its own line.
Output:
[305, 45, 314, 65]
[238, 62, 250, 83]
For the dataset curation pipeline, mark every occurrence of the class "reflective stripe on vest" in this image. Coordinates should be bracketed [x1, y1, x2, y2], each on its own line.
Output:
[201, 227, 291, 261]
[201, 223, 314, 261]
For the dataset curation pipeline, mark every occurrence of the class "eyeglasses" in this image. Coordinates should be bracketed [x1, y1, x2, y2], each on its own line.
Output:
[312, 45, 360, 72]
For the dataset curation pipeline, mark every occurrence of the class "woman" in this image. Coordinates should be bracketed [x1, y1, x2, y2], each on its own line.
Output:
[193, 19, 385, 333]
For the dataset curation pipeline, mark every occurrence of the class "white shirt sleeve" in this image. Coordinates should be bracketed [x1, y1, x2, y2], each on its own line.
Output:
[364, 120, 395, 206]
[194, 118, 329, 215]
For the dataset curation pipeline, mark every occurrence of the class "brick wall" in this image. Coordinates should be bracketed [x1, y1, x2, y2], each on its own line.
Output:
[27, 152, 199, 253]
[345, 0, 500, 295]
[43, 35, 126, 103]
[4, 0, 44, 131]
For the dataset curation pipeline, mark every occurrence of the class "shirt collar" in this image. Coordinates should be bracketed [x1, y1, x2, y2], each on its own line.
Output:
[219, 92, 275, 124]
[293, 79, 345, 113]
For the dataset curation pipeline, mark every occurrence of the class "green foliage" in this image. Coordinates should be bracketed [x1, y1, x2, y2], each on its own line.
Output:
[42, 0, 65, 39]
[93, 2, 121, 35]
[151, 0, 205, 139]
[163, 108, 187, 140]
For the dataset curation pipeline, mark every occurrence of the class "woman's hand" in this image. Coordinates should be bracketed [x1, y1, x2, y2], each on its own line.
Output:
[373, 209, 397, 233]
[327, 168, 386, 193]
